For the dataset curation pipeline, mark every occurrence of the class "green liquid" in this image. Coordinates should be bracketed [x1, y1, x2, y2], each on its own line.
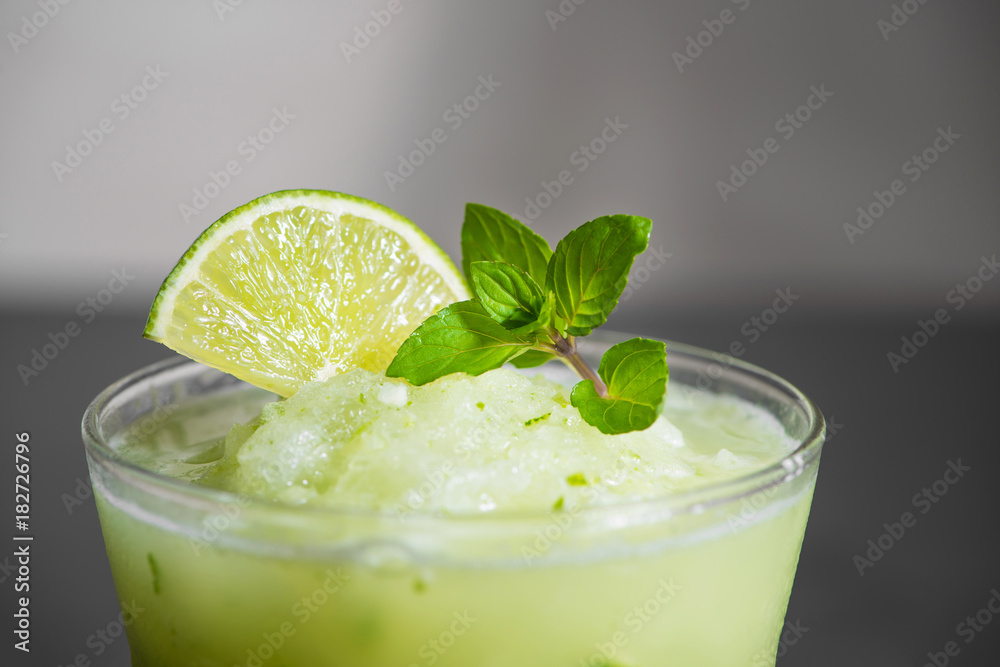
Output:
[94, 374, 817, 667]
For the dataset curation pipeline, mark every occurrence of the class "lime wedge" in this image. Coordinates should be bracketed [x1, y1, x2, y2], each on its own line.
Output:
[144, 190, 468, 396]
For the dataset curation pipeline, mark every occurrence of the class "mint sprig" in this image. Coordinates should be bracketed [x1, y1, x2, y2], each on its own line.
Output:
[387, 205, 667, 434]
[386, 300, 533, 384]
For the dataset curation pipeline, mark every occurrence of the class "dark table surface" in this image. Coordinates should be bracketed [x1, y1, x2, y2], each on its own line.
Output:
[2, 305, 998, 666]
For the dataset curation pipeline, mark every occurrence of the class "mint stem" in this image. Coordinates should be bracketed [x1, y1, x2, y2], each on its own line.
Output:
[550, 331, 607, 397]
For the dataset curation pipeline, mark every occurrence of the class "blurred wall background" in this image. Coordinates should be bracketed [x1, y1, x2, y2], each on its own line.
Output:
[1, 0, 997, 314]
[3, 3, 1000, 667]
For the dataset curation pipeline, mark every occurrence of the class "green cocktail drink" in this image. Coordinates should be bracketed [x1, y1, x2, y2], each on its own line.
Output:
[83, 334, 824, 667]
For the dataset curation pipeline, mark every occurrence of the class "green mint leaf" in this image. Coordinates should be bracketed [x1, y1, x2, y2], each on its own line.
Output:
[570, 337, 667, 434]
[507, 292, 563, 368]
[545, 215, 651, 336]
[508, 349, 555, 369]
[508, 291, 565, 336]
[469, 261, 544, 328]
[462, 203, 552, 287]
[386, 300, 534, 385]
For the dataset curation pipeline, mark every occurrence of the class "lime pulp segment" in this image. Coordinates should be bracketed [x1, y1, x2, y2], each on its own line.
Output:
[144, 190, 468, 397]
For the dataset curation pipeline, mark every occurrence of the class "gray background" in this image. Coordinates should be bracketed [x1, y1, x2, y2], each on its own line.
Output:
[1, 0, 999, 665]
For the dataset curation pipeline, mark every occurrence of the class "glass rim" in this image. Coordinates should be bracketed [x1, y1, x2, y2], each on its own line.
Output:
[81, 334, 826, 527]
